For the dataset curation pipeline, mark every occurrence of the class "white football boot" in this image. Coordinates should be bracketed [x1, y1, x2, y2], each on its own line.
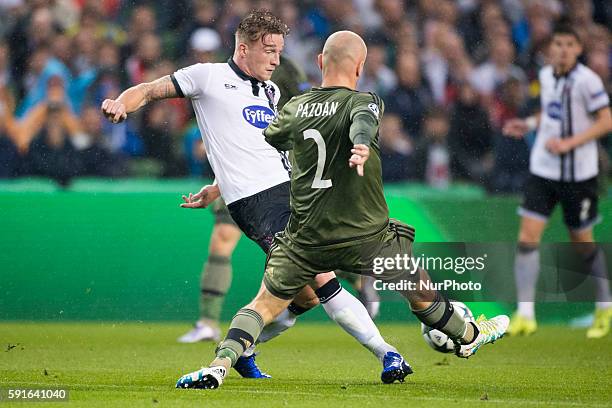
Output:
[176, 366, 227, 389]
[455, 315, 510, 358]
[177, 320, 221, 343]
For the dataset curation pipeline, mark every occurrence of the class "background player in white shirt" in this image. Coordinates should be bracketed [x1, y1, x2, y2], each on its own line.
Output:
[504, 22, 612, 338]
[101, 9, 405, 380]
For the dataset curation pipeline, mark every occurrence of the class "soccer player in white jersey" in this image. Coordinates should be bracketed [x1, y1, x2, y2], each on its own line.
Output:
[101, 10, 411, 382]
[504, 22, 612, 338]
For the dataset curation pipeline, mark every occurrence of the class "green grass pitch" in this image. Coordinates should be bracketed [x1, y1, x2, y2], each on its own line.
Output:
[1, 322, 611, 407]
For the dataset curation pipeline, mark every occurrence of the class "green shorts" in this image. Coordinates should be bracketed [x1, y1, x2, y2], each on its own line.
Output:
[210, 199, 236, 226]
[263, 219, 416, 299]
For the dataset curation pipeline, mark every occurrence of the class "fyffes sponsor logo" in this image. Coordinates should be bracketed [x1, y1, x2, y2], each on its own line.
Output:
[243, 105, 275, 129]
[547, 101, 562, 120]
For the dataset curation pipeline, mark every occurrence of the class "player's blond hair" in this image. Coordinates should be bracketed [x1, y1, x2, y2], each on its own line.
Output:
[236, 9, 289, 44]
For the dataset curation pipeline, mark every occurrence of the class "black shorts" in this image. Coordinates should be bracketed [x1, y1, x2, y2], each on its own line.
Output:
[227, 182, 291, 253]
[519, 174, 601, 230]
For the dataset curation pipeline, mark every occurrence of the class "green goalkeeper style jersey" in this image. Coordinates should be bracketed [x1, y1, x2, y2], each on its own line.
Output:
[264, 86, 389, 247]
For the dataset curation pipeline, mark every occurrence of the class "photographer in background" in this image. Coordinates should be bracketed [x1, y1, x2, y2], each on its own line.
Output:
[0, 85, 21, 177]
[15, 76, 121, 185]
[24, 77, 83, 186]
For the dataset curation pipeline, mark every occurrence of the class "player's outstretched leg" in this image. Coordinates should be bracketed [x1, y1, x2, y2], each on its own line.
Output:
[176, 285, 292, 389]
[245, 273, 411, 383]
[335, 271, 380, 319]
[313, 274, 412, 383]
[406, 270, 509, 359]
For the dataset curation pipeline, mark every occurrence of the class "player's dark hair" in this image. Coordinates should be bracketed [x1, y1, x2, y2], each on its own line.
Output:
[552, 20, 581, 44]
[236, 9, 289, 44]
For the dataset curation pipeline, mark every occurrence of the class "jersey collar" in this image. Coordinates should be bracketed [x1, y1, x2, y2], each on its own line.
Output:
[553, 62, 579, 79]
[228, 57, 264, 97]
[227, 58, 276, 111]
[312, 86, 356, 92]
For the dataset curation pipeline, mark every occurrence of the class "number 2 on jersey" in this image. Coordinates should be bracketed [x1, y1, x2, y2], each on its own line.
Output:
[303, 129, 332, 189]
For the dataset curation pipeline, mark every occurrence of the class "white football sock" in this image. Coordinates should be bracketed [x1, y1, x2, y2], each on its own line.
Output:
[515, 246, 540, 320]
[322, 287, 397, 362]
[588, 249, 612, 309]
[595, 302, 612, 310]
[255, 309, 297, 345]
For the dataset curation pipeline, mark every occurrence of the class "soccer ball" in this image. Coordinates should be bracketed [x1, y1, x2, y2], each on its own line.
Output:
[421, 301, 475, 353]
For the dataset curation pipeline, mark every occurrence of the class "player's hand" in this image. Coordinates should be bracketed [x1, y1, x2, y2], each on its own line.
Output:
[545, 137, 574, 155]
[101, 99, 128, 124]
[180, 184, 220, 209]
[502, 119, 528, 138]
[349, 144, 370, 177]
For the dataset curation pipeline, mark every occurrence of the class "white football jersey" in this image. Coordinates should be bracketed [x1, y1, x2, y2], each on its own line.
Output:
[531, 63, 609, 182]
[172, 60, 290, 204]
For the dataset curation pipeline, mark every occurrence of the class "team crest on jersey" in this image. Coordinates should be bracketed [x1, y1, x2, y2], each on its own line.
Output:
[546, 101, 562, 120]
[368, 103, 380, 118]
[242, 105, 275, 129]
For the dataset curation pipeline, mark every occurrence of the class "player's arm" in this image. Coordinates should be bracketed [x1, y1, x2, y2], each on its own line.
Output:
[348, 94, 383, 176]
[348, 112, 378, 176]
[180, 180, 221, 209]
[546, 106, 612, 154]
[10, 103, 47, 152]
[264, 104, 293, 151]
[503, 113, 541, 139]
[101, 75, 179, 124]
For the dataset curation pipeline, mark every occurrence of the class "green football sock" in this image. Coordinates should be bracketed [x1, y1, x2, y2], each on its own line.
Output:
[199, 255, 232, 323]
[412, 292, 469, 340]
[214, 308, 264, 367]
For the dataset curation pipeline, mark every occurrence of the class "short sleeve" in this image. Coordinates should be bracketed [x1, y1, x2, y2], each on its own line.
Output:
[579, 71, 610, 113]
[172, 63, 211, 99]
[350, 92, 384, 123]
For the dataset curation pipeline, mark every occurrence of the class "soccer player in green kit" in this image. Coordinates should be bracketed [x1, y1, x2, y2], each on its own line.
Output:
[176, 31, 510, 390]
[178, 54, 380, 345]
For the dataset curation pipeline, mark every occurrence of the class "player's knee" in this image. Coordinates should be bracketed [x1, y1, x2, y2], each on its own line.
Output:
[312, 271, 337, 289]
[294, 285, 320, 309]
[314, 277, 342, 304]
[294, 294, 320, 309]
[568, 228, 594, 244]
[210, 224, 241, 255]
[518, 230, 542, 246]
[568, 231, 596, 257]
[518, 217, 545, 244]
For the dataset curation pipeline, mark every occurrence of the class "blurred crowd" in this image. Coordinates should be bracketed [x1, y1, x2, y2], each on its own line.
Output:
[0, 0, 610, 191]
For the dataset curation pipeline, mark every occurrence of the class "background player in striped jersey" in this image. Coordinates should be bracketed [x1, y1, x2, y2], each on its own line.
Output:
[504, 22, 612, 338]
